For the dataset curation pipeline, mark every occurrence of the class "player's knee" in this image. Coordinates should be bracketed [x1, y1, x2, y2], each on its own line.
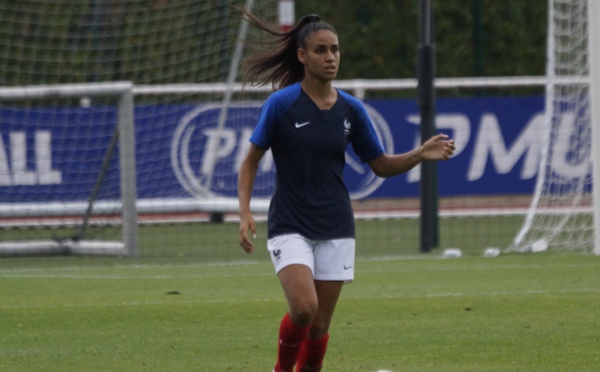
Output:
[289, 300, 318, 328]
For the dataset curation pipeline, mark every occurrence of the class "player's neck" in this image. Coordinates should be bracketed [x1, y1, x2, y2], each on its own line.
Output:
[301, 78, 336, 110]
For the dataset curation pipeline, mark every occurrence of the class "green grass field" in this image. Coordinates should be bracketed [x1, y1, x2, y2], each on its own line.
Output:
[2, 215, 526, 260]
[1, 250, 599, 371]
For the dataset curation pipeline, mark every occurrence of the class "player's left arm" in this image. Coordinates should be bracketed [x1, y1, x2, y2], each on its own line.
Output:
[238, 143, 267, 254]
[368, 133, 455, 178]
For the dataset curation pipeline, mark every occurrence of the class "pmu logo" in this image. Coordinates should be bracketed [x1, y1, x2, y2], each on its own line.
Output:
[171, 102, 270, 198]
[171, 102, 393, 199]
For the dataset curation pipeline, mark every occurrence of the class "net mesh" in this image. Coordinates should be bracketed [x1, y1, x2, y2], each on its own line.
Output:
[511, 0, 594, 252]
[0, 0, 278, 257]
[0, 1, 275, 86]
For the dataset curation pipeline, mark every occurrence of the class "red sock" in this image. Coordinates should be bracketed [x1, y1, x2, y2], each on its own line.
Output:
[274, 313, 310, 372]
[296, 333, 330, 372]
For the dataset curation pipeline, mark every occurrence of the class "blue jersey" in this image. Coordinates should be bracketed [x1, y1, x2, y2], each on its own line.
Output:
[250, 82, 384, 240]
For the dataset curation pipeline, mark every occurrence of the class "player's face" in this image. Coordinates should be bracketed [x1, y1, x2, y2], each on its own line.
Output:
[298, 30, 340, 82]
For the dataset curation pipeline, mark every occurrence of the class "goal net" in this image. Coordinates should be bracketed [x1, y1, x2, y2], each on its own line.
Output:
[0, 0, 278, 257]
[511, 0, 599, 254]
[0, 83, 137, 257]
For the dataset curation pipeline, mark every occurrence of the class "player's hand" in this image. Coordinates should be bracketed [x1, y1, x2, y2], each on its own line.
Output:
[239, 211, 257, 254]
[422, 134, 455, 161]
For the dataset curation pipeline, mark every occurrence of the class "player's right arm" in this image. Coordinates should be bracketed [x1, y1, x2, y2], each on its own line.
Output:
[238, 143, 267, 253]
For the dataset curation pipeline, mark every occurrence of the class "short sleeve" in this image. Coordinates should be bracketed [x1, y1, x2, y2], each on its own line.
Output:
[249, 95, 280, 150]
[345, 95, 384, 162]
[249, 84, 301, 150]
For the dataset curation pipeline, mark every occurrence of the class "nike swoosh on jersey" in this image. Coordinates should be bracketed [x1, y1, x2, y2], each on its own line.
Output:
[295, 121, 311, 128]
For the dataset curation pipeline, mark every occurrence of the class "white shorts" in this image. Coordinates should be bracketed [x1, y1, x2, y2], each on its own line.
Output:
[267, 233, 356, 283]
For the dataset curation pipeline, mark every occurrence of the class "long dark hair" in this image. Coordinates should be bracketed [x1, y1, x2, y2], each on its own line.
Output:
[240, 10, 337, 89]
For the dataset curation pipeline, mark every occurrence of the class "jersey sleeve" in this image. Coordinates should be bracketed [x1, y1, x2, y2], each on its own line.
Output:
[249, 94, 280, 150]
[349, 99, 385, 163]
[249, 84, 300, 150]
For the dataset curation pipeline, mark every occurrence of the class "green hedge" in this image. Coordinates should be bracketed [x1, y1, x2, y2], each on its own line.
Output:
[0, 0, 546, 91]
[296, 0, 547, 80]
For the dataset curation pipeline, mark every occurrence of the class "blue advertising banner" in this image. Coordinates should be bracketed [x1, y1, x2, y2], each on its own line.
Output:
[365, 96, 546, 197]
[0, 96, 547, 204]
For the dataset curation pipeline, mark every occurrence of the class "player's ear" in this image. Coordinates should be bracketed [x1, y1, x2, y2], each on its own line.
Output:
[297, 48, 306, 64]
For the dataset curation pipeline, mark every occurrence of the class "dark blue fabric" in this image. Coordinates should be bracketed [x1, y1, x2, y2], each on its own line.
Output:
[250, 83, 384, 239]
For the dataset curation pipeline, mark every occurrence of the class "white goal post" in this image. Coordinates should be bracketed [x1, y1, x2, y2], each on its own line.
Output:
[510, 0, 600, 255]
[588, 0, 600, 255]
[590, 0, 600, 255]
[0, 82, 137, 257]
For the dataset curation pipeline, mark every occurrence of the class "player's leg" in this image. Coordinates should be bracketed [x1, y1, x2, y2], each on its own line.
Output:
[279, 264, 319, 326]
[296, 238, 355, 371]
[274, 265, 317, 372]
[268, 234, 318, 372]
[296, 280, 343, 372]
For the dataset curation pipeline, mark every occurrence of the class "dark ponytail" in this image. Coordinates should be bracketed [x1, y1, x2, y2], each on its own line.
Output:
[240, 10, 336, 89]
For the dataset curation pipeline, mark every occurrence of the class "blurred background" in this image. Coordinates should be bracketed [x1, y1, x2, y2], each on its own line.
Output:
[0, 0, 594, 260]
[0, 0, 547, 86]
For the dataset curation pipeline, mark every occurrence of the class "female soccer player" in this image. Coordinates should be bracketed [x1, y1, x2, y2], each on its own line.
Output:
[237, 12, 455, 372]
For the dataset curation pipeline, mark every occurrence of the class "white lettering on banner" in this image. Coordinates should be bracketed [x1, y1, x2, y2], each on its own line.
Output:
[35, 131, 62, 185]
[468, 113, 545, 181]
[10, 132, 36, 185]
[0, 130, 62, 186]
[201, 128, 237, 176]
[203, 128, 275, 176]
[0, 133, 9, 186]
[406, 112, 545, 183]
[172, 102, 275, 197]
